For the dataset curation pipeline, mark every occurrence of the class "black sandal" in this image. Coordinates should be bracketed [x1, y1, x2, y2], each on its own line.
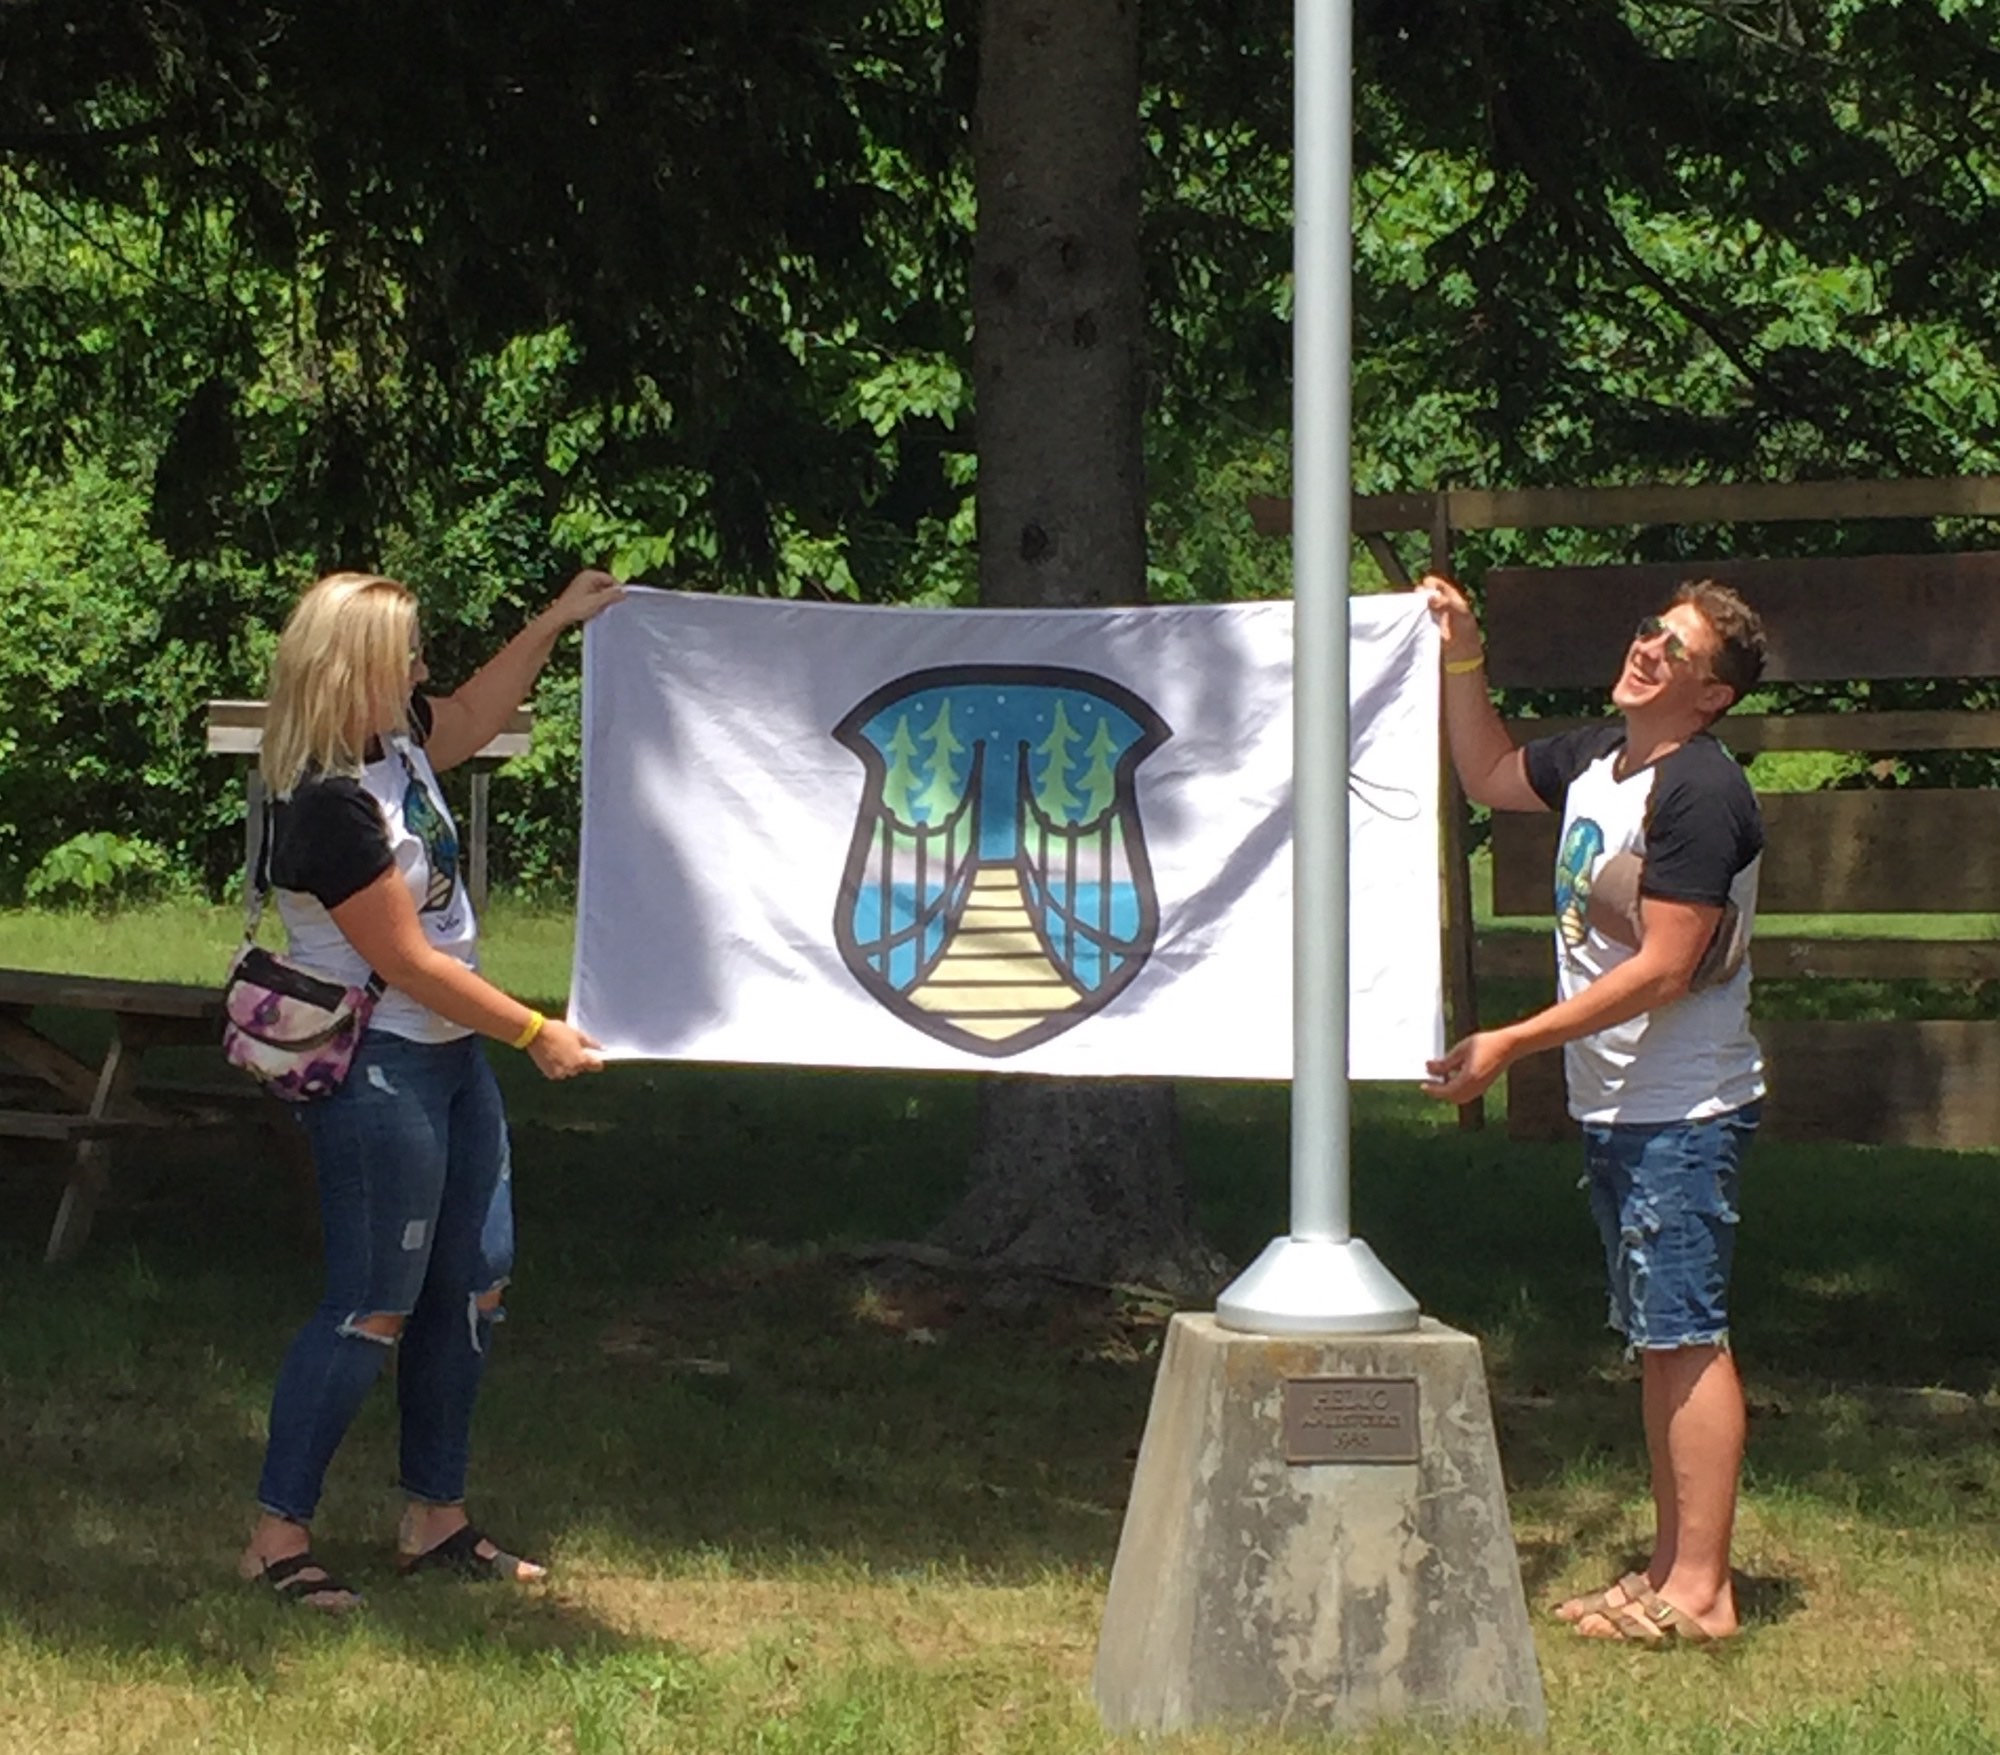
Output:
[252, 1551, 363, 1611]
[396, 1523, 540, 1582]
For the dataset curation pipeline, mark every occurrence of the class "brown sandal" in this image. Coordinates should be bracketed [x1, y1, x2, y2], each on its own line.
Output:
[1575, 1579, 1718, 1646]
[1623, 1580, 1717, 1644]
[1552, 1571, 1650, 1624]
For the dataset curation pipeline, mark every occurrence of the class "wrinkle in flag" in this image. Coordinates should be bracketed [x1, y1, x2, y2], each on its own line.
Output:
[572, 589, 1442, 1080]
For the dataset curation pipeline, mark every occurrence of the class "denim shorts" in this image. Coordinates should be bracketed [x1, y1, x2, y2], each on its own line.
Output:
[1581, 1101, 1759, 1352]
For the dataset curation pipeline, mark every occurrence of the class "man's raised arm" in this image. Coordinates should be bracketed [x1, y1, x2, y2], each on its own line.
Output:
[1419, 572, 1546, 814]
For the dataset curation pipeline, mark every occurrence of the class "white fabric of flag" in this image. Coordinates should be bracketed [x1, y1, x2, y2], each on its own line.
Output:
[572, 588, 1442, 1080]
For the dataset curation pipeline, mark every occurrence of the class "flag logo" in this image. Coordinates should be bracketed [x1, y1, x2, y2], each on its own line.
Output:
[832, 667, 1172, 1056]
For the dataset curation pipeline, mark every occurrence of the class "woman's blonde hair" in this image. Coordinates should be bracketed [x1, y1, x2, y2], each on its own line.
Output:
[260, 573, 419, 794]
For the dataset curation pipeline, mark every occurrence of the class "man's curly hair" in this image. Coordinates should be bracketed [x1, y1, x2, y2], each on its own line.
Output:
[1674, 579, 1766, 706]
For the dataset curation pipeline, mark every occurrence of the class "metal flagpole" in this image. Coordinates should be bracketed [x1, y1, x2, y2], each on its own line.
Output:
[1215, 0, 1417, 1335]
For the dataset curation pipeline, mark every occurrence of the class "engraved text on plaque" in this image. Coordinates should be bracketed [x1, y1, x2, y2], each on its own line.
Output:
[1281, 1376, 1420, 1465]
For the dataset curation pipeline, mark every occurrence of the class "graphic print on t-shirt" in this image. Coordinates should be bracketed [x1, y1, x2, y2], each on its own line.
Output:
[1555, 817, 1605, 951]
[400, 761, 461, 913]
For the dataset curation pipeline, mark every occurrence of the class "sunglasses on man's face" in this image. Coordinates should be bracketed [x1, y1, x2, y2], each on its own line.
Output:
[1632, 615, 1693, 666]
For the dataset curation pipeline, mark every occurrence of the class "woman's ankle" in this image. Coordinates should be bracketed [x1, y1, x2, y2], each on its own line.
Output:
[398, 1500, 468, 1553]
[241, 1514, 312, 1573]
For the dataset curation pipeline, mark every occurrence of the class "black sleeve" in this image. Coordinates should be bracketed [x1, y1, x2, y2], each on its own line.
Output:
[270, 777, 394, 908]
[1523, 723, 1623, 811]
[409, 694, 434, 745]
[1641, 740, 1763, 906]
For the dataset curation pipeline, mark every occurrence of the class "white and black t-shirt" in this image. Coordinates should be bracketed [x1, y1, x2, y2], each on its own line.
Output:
[269, 696, 479, 1044]
[1524, 725, 1764, 1125]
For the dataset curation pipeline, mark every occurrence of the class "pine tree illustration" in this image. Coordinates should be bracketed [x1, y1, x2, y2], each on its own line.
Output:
[1078, 717, 1120, 824]
[913, 698, 966, 824]
[879, 715, 923, 824]
[1035, 700, 1082, 820]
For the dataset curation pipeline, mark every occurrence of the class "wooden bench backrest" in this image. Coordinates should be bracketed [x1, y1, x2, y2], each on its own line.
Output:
[203, 700, 535, 914]
[204, 700, 534, 760]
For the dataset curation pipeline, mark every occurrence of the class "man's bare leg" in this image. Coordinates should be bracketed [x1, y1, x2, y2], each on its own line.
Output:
[1552, 1360, 1684, 1624]
[1574, 1342, 1742, 1640]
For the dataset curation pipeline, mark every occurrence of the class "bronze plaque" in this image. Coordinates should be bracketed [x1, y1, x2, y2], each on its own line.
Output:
[1282, 1376, 1420, 1465]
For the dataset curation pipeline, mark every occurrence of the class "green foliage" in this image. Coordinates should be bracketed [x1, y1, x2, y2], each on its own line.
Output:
[0, 1, 982, 584]
[4, 0, 2000, 893]
[1745, 749, 1872, 794]
[0, 461, 285, 898]
[22, 830, 173, 910]
[484, 668, 589, 899]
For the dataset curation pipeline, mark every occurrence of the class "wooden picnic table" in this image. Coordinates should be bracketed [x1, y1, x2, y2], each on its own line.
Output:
[0, 967, 272, 1264]
[3, 709, 536, 1264]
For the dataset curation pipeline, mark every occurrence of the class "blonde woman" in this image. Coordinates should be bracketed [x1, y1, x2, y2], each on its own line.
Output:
[238, 567, 620, 1611]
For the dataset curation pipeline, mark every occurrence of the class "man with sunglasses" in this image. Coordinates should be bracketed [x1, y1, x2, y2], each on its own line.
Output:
[1419, 573, 1767, 1647]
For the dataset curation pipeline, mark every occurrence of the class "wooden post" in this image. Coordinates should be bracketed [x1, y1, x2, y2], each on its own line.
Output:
[470, 770, 491, 916]
[45, 1033, 139, 1264]
[1431, 493, 1484, 1131]
[1363, 530, 1413, 588]
[242, 769, 267, 911]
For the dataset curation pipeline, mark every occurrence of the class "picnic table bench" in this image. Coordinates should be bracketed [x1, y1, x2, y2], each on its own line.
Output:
[1, 708, 536, 1265]
[0, 967, 280, 1264]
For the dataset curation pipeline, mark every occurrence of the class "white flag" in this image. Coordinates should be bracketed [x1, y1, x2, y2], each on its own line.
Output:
[571, 589, 1442, 1080]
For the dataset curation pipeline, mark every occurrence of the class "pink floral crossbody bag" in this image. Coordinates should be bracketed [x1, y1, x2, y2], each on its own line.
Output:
[222, 810, 386, 1102]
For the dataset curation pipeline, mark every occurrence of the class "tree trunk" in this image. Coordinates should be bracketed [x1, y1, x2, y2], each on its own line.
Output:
[972, 0, 1146, 612]
[933, 0, 1220, 1299]
[930, 1075, 1223, 1298]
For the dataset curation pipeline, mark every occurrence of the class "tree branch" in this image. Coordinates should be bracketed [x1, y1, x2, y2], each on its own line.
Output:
[0, 120, 165, 157]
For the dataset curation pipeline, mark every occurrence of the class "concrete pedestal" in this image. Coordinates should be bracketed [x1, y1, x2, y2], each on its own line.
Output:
[1094, 1314, 1545, 1739]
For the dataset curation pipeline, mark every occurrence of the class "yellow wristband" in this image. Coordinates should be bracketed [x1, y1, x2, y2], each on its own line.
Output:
[1444, 653, 1486, 675]
[510, 1010, 547, 1051]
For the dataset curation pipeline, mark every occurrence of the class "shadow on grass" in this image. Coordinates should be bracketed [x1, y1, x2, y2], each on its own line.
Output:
[1737, 1568, 1810, 1629]
[2, 1055, 1997, 1676]
[0, 1061, 1130, 1675]
[0, 1189, 664, 1675]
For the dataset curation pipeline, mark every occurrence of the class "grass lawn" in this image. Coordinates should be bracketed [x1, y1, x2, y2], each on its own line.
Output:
[1, 901, 1998, 1752]
[0, 898, 580, 1008]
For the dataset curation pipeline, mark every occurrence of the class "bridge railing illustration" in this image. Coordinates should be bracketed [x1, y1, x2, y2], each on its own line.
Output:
[857, 742, 984, 987]
[1013, 745, 1141, 993]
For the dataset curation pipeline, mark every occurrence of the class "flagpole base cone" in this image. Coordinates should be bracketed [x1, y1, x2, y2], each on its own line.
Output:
[1214, 1235, 1419, 1336]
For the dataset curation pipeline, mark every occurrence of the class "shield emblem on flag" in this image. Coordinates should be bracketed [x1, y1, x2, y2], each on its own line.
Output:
[832, 666, 1172, 1057]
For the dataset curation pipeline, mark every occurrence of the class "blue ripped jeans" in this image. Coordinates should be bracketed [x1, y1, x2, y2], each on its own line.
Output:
[256, 1032, 515, 1524]
[1582, 1101, 1759, 1353]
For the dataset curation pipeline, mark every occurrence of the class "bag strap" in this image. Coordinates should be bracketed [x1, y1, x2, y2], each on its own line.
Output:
[242, 798, 273, 943]
[245, 787, 388, 1001]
